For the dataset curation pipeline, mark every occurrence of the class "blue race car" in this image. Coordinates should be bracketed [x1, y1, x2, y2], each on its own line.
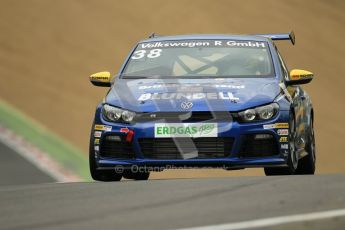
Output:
[89, 32, 315, 181]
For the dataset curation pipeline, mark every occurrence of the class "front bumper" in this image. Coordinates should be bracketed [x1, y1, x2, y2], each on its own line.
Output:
[92, 108, 290, 170]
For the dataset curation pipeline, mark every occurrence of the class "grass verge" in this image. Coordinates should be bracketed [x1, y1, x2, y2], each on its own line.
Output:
[0, 99, 91, 180]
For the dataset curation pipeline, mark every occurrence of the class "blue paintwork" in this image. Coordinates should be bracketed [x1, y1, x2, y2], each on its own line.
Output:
[91, 34, 313, 170]
[105, 78, 284, 112]
[94, 105, 290, 169]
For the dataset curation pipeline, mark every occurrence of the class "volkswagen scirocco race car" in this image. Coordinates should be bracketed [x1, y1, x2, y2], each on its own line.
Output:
[89, 32, 316, 181]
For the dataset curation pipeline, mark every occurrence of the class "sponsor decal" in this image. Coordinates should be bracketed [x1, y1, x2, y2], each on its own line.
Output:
[94, 145, 99, 151]
[214, 84, 245, 89]
[137, 84, 245, 90]
[90, 72, 110, 83]
[138, 84, 166, 90]
[177, 86, 203, 92]
[138, 92, 239, 102]
[94, 125, 112, 131]
[94, 125, 103, 130]
[225, 41, 265, 48]
[94, 131, 102, 138]
[279, 137, 288, 142]
[104, 126, 112, 131]
[141, 41, 212, 49]
[131, 49, 162, 59]
[263, 123, 289, 129]
[154, 123, 217, 138]
[263, 124, 275, 129]
[281, 144, 289, 149]
[91, 76, 108, 81]
[139, 40, 266, 49]
[275, 123, 289, 129]
[94, 139, 100, 144]
[277, 129, 289, 136]
[120, 128, 130, 133]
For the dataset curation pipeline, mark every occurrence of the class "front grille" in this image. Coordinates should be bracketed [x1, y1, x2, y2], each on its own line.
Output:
[239, 134, 279, 158]
[135, 111, 236, 122]
[100, 135, 134, 159]
[139, 137, 234, 159]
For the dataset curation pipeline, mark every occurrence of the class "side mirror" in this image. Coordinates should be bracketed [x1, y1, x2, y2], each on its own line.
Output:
[286, 69, 314, 85]
[89, 71, 112, 87]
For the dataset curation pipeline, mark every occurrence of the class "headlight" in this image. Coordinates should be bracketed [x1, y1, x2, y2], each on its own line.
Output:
[121, 110, 136, 123]
[243, 109, 256, 121]
[256, 104, 276, 120]
[239, 103, 279, 122]
[102, 104, 136, 123]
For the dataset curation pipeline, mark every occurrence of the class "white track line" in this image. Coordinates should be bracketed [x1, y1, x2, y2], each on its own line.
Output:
[0, 125, 82, 182]
[177, 208, 345, 230]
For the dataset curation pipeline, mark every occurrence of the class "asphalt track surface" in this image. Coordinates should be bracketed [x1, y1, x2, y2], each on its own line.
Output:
[1, 142, 345, 229]
[0, 173, 344, 230]
[0, 142, 54, 186]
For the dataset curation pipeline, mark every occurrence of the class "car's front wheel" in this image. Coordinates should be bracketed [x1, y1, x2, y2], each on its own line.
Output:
[264, 112, 298, 176]
[296, 117, 316, 174]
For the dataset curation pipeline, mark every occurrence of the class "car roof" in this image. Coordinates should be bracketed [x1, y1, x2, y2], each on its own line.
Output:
[139, 34, 271, 43]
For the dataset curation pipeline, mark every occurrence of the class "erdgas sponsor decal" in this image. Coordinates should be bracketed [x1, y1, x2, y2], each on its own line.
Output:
[154, 123, 218, 138]
[138, 92, 239, 102]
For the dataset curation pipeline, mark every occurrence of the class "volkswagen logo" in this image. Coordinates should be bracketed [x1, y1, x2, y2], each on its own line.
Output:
[181, 101, 193, 110]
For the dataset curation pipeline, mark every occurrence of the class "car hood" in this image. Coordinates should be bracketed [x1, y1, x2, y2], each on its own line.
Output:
[105, 78, 281, 112]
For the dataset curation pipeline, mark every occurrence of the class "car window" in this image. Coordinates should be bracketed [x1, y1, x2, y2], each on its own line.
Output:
[122, 40, 274, 78]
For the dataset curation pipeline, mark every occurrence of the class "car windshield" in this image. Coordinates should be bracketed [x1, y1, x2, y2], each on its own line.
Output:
[122, 39, 274, 79]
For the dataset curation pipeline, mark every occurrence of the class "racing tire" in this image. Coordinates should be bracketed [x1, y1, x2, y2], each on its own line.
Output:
[296, 118, 316, 174]
[264, 112, 298, 176]
[89, 122, 122, 182]
[123, 170, 150, 180]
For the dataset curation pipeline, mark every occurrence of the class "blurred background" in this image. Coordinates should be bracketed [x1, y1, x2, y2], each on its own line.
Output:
[0, 0, 344, 180]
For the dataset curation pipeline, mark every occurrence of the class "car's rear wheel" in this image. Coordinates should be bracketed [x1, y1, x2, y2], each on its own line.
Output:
[264, 113, 298, 176]
[89, 122, 122, 182]
[123, 170, 150, 180]
[296, 118, 316, 174]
